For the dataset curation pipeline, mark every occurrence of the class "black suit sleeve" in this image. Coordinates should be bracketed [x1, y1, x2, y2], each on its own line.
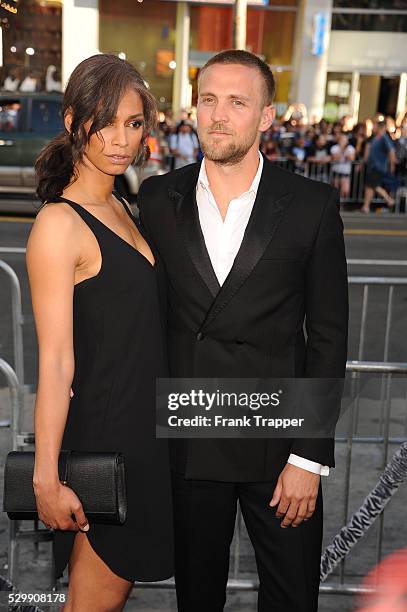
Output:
[290, 187, 348, 466]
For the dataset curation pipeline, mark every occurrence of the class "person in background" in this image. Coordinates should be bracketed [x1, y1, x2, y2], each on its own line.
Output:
[318, 118, 330, 137]
[305, 134, 332, 183]
[349, 123, 368, 161]
[330, 134, 356, 200]
[385, 115, 397, 139]
[261, 138, 281, 161]
[144, 130, 163, 176]
[395, 121, 407, 175]
[327, 121, 344, 151]
[342, 115, 355, 133]
[362, 120, 396, 213]
[169, 120, 199, 169]
[160, 109, 175, 138]
[0, 102, 20, 131]
[278, 126, 296, 157]
[304, 127, 316, 147]
[305, 134, 331, 163]
[288, 135, 307, 173]
[364, 118, 374, 139]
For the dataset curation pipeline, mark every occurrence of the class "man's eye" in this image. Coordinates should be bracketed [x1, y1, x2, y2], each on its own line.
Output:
[233, 100, 243, 106]
[202, 97, 214, 104]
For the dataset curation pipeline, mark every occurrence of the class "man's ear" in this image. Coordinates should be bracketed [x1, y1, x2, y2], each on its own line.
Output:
[259, 105, 276, 133]
[64, 108, 73, 134]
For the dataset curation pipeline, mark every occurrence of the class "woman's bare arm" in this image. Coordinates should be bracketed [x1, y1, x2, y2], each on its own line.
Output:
[27, 204, 88, 530]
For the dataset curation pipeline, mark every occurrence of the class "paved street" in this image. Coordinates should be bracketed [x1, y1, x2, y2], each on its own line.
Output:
[0, 208, 406, 611]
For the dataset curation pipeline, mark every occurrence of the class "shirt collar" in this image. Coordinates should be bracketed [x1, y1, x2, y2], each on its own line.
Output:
[198, 150, 264, 197]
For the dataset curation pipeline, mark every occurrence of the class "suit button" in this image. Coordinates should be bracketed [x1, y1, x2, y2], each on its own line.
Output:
[196, 332, 204, 341]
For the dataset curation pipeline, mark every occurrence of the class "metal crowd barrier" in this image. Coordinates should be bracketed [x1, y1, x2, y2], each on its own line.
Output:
[268, 158, 407, 211]
[321, 362, 407, 595]
[0, 259, 25, 450]
[0, 260, 53, 589]
[0, 260, 25, 389]
[0, 358, 53, 590]
[0, 358, 24, 586]
[1, 258, 406, 596]
[348, 273, 407, 365]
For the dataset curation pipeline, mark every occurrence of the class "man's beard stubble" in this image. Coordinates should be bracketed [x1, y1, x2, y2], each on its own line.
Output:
[198, 123, 258, 166]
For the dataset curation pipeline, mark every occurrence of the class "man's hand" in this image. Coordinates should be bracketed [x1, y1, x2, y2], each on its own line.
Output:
[269, 463, 320, 528]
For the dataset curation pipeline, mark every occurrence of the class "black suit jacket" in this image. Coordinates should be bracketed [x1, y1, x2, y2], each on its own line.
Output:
[138, 155, 349, 482]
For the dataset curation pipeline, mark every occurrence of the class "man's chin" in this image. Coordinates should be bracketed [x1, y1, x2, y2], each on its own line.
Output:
[206, 152, 247, 165]
[203, 145, 247, 165]
[204, 152, 230, 163]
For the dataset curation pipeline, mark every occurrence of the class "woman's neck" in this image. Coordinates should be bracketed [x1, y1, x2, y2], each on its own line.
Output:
[63, 159, 115, 206]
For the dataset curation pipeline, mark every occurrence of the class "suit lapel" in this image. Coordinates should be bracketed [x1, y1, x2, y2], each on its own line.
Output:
[168, 157, 293, 329]
[169, 163, 221, 298]
[200, 158, 293, 331]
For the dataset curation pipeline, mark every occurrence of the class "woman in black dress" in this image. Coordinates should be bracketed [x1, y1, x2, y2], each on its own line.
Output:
[27, 54, 173, 611]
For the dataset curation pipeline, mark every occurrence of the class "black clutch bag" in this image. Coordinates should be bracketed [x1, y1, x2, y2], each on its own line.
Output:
[3, 450, 127, 525]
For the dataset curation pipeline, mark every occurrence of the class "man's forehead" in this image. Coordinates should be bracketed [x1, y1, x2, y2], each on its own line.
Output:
[202, 64, 259, 80]
[199, 68, 260, 96]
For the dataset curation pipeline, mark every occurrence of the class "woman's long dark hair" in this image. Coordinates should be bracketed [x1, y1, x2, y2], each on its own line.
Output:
[35, 54, 157, 203]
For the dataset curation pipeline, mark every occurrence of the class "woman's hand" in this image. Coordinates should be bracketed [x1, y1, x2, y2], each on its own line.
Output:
[34, 481, 89, 532]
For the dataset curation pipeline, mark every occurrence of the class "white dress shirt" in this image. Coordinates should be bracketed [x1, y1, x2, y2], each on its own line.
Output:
[196, 152, 329, 477]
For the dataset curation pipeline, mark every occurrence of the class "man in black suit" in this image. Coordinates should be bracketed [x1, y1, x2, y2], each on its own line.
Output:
[138, 50, 348, 612]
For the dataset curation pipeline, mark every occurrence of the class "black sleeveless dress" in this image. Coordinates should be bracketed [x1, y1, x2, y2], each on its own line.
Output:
[50, 194, 174, 582]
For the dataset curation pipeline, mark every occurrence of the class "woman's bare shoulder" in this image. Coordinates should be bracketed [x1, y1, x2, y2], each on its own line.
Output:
[36, 200, 77, 222]
[32, 201, 83, 234]
[27, 202, 81, 258]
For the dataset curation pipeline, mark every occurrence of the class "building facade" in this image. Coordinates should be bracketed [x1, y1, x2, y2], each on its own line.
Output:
[2, 0, 406, 122]
[1, 0, 61, 93]
[91, 0, 407, 121]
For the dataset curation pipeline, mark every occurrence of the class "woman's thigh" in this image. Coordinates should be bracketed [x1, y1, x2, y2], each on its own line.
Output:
[64, 531, 133, 612]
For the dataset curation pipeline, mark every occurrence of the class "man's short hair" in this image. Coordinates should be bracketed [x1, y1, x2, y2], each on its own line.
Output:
[198, 49, 276, 107]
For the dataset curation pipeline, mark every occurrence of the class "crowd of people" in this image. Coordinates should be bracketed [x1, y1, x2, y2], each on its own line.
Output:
[259, 112, 406, 213]
[152, 108, 407, 213]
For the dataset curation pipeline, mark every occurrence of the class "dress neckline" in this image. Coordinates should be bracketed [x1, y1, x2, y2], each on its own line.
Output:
[56, 193, 156, 270]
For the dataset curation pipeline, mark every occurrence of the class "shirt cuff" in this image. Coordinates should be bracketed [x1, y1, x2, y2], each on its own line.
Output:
[287, 453, 330, 476]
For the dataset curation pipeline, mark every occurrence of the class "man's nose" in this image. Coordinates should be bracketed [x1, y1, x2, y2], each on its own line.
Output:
[210, 101, 229, 125]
